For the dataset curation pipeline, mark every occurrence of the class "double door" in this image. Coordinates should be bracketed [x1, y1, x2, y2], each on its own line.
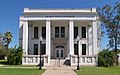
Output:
[56, 48, 64, 59]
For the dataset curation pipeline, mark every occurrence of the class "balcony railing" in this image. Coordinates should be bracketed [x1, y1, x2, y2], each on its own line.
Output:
[22, 55, 49, 66]
[70, 55, 97, 66]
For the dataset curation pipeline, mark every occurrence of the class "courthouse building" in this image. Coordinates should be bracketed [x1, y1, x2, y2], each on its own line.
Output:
[19, 8, 101, 66]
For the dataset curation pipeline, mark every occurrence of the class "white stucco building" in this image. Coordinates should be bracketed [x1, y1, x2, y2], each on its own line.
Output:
[19, 8, 101, 66]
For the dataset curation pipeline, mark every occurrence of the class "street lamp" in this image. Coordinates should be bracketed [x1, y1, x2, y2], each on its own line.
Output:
[76, 36, 80, 70]
[39, 37, 43, 70]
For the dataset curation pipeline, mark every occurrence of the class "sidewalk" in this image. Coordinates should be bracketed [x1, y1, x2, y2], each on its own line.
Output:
[42, 66, 77, 75]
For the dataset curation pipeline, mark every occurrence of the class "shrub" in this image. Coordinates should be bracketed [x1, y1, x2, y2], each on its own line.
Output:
[98, 49, 116, 67]
[0, 49, 7, 56]
[7, 46, 22, 65]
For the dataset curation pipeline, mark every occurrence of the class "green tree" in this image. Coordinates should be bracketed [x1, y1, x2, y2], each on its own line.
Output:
[0, 32, 7, 57]
[7, 46, 23, 65]
[3, 31, 13, 50]
[98, 2, 120, 65]
[98, 49, 116, 67]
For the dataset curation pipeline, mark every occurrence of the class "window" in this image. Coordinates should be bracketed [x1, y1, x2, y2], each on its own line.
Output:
[55, 26, 65, 38]
[55, 27, 59, 38]
[82, 44, 86, 55]
[74, 27, 78, 39]
[34, 27, 38, 38]
[42, 27, 46, 39]
[74, 44, 78, 55]
[41, 44, 46, 55]
[34, 44, 38, 55]
[81, 27, 86, 38]
[61, 27, 65, 38]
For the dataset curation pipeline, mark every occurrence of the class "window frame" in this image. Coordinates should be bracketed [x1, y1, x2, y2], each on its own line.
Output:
[34, 44, 38, 55]
[81, 26, 86, 38]
[34, 27, 39, 39]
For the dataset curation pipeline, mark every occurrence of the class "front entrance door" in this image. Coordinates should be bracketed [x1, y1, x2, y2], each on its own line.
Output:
[56, 48, 64, 59]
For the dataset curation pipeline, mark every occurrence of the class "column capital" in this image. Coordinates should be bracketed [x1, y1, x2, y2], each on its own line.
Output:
[22, 20, 28, 22]
[69, 20, 74, 22]
[92, 20, 97, 22]
[46, 20, 50, 22]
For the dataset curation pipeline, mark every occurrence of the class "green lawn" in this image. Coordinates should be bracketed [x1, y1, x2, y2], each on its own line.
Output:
[76, 66, 120, 75]
[0, 68, 45, 75]
[0, 60, 45, 75]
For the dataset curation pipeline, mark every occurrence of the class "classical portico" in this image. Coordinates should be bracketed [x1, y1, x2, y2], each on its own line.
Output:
[19, 8, 101, 66]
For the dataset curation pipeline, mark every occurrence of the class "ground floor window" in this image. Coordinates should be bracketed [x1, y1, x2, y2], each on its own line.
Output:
[82, 44, 86, 55]
[34, 44, 38, 55]
[41, 44, 46, 55]
[74, 44, 78, 55]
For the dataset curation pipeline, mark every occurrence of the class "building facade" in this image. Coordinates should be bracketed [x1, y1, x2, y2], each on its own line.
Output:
[19, 8, 101, 66]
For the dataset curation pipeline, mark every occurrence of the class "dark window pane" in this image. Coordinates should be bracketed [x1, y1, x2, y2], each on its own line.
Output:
[41, 44, 46, 55]
[74, 27, 78, 39]
[82, 44, 86, 55]
[81, 27, 86, 38]
[61, 27, 65, 38]
[42, 27, 46, 39]
[55, 27, 59, 38]
[61, 50, 63, 57]
[34, 27, 38, 38]
[56, 50, 59, 57]
[34, 44, 38, 55]
[74, 44, 78, 55]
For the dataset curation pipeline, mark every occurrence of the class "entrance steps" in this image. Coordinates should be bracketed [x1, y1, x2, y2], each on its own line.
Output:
[49, 59, 70, 67]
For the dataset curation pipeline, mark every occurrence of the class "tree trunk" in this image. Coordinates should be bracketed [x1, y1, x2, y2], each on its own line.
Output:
[115, 33, 118, 66]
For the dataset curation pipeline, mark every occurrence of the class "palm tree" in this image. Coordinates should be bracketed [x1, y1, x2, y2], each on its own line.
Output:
[3, 31, 13, 50]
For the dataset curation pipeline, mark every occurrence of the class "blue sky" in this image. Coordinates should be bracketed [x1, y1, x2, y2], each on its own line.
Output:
[0, 0, 119, 49]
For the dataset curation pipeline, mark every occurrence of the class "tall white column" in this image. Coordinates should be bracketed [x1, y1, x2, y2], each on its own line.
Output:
[69, 20, 74, 55]
[88, 25, 93, 55]
[46, 20, 51, 63]
[22, 20, 28, 55]
[92, 20, 98, 55]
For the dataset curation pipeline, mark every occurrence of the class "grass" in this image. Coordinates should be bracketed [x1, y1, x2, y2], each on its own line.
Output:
[0, 60, 38, 67]
[0, 60, 45, 75]
[0, 68, 45, 75]
[0, 60, 9, 65]
[76, 66, 120, 75]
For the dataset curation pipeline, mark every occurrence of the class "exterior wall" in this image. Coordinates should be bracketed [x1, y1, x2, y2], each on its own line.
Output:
[20, 8, 100, 66]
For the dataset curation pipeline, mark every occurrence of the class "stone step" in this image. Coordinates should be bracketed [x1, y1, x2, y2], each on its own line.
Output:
[49, 59, 66, 67]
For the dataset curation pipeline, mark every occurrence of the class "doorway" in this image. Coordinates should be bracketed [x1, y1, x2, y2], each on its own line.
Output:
[56, 48, 64, 59]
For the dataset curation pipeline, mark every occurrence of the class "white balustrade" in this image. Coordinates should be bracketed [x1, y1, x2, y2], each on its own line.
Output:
[22, 55, 49, 66]
[70, 55, 97, 66]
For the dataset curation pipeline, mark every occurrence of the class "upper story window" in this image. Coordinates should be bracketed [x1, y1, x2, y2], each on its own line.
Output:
[55, 26, 65, 38]
[55, 27, 59, 38]
[34, 27, 38, 39]
[42, 27, 46, 39]
[81, 27, 86, 38]
[74, 27, 78, 39]
[61, 27, 65, 38]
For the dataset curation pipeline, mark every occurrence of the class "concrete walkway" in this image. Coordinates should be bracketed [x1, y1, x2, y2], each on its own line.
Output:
[42, 66, 77, 75]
